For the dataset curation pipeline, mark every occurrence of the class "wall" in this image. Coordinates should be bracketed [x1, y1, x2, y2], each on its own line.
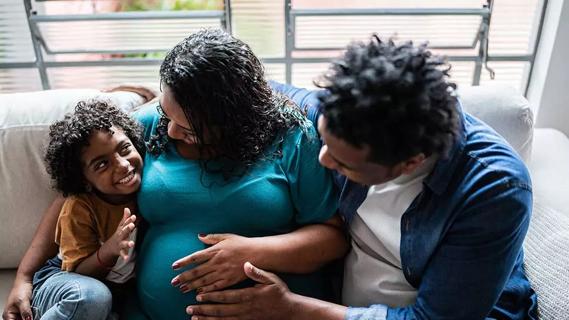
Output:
[527, 0, 569, 136]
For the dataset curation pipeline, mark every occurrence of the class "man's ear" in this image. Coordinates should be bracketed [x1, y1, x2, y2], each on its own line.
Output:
[401, 153, 426, 175]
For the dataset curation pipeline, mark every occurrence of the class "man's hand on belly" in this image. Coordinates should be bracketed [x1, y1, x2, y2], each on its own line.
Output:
[187, 262, 296, 320]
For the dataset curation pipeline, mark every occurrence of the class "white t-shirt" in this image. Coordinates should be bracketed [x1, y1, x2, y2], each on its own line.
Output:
[343, 158, 436, 307]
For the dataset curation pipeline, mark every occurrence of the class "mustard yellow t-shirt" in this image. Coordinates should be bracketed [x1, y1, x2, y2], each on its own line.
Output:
[55, 193, 137, 273]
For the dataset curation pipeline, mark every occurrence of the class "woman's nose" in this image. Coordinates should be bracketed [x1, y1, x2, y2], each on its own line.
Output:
[167, 121, 185, 140]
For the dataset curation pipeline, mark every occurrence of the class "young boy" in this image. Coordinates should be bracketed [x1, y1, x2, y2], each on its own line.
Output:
[31, 100, 144, 319]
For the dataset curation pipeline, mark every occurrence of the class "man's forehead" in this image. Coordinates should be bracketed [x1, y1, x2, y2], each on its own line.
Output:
[319, 118, 370, 163]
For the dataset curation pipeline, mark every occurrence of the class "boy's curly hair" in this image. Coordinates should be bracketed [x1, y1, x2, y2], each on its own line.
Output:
[316, 35, 460, 166]
[44, 100, 144, 197]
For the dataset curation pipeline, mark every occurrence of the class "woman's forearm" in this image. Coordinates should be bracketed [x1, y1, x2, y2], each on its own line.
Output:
[254, 214, 348, 273]
[16, 196, 64, 279]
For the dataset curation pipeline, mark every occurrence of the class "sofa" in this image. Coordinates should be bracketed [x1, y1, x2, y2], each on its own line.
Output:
[1, 84, 568, 319]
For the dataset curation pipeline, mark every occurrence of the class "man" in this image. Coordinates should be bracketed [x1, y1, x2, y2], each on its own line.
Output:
[186, 36, 538, 319]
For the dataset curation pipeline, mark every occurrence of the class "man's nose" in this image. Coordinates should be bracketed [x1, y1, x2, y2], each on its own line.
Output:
[318, 145, 337, 170]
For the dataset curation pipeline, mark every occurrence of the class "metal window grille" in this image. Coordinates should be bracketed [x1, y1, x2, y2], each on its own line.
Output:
[0, 0, 547, 94]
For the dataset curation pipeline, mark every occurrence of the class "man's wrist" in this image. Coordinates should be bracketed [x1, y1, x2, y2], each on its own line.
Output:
[287, 292, 348, 320]
[287, 292, 306, 319]
[287, 292, 324, 320]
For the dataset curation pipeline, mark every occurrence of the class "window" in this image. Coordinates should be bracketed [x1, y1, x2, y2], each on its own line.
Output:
[0, 0, 546, 94]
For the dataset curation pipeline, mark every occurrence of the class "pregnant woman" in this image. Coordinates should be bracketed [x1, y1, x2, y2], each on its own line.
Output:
[1, 29, 347, 320]
[131, 29, 347, 319]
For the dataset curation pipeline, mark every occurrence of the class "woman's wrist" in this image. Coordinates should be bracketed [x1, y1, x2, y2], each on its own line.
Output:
[287, 292, 347, 320]
[14, 271, 34, 283]
[247, 237, 274, 269]
[249, 235, 312, 272]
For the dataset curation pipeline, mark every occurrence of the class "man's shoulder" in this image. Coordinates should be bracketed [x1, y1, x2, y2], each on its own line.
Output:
[459, 112, 531, 187]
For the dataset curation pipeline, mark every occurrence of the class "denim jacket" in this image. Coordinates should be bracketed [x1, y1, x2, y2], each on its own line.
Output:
[271, 81, 538, 320]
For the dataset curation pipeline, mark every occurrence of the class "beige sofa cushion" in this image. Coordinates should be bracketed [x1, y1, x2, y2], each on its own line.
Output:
[0, 90, 145, 268]
[524, 200, 569, 319]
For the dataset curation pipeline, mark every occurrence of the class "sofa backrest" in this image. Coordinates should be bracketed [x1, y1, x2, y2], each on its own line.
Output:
[0, 84, 534, 269]
[0, 90, 144, 268]
[458, 84, 534, 162]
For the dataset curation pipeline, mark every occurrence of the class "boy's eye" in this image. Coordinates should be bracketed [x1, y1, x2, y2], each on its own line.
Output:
[95, 161, 107, 170]
[120, 144, 132, 155]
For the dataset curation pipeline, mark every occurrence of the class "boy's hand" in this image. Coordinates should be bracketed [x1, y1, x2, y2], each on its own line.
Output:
[111, 208, 136, 261]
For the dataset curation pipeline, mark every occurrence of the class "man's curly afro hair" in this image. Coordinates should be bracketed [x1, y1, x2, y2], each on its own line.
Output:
[316, 35, 460, 166]
[44, 100, 144, 197]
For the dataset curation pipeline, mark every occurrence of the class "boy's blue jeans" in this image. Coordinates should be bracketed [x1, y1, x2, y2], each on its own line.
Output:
[32, 256, 113, 320]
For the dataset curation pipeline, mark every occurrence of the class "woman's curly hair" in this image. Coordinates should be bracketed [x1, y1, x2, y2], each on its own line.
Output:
[158, 28, 305, 178]
[44, 100, 144, 197]
[316, 35, 460, 166]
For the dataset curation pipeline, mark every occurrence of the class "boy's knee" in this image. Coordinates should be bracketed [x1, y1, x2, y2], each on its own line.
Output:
[65, 277, 113, 320]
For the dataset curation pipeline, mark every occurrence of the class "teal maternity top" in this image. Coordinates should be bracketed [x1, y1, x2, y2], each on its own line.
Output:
[133, 104, 339, 319]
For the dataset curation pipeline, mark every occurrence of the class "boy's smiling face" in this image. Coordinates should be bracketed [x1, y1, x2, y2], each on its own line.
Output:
[81, 126, 143, 204]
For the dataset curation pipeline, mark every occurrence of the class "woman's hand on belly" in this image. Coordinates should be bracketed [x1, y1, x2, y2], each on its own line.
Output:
[171, 233, 261, 294]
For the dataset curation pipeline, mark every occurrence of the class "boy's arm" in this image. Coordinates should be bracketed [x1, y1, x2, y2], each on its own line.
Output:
[2, 197, 63, 320]
[73, 208, 136, 279]
[73, 241, 119, 280]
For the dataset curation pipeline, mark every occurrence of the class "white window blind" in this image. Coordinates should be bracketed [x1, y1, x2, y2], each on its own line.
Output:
[0, 0, 42, 92]
[0, 0, 545, 94]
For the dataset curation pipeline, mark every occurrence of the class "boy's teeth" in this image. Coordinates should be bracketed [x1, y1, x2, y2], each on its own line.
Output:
[119, 172, 134, 184]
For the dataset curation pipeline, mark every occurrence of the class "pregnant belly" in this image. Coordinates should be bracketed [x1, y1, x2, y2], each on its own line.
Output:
[137, 227, 206, 320]
[136, 227, 331, 319]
